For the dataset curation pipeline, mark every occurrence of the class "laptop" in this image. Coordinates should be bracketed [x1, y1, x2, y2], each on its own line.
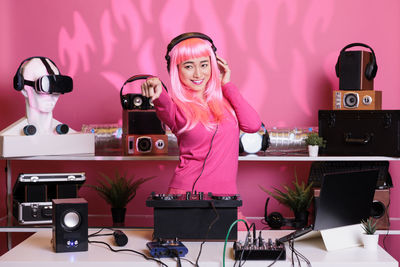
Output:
[278, 169, 379, 247]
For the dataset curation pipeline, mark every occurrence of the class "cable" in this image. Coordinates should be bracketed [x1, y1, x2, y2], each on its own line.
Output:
[191, 124, 218, 193]
[223, 219, 249, 267]
[88, 240, 168, 267]
[383, 187, 391, 251]
[266, 248, 285, 267]
[195, 201, 220, 266]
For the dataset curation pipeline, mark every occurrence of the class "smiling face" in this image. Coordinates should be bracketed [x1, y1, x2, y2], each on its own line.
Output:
[178, 56, 211, 97]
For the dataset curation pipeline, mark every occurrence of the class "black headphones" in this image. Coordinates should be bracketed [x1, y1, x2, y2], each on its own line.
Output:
[120, 74, 168, 110]
[239, 123, 270, 154]
[335, 43, 378, 80]
[264, 197, 295, 229]
[165, 32, 217, 72]
[13, 56, 58, 91]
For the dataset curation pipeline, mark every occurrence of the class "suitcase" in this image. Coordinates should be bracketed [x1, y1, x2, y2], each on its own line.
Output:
[319, 110, 400, 156]
[12, 172, 86, 224]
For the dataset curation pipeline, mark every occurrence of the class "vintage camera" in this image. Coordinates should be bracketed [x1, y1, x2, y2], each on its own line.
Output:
[333, 90, 382, 110]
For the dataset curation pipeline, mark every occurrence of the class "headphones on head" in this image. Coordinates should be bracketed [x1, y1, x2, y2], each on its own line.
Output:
[165, 32, 217, 72]
[335, 43, 378, 80]
[120, 74, 168, 110]
[239, 123, 270, 154]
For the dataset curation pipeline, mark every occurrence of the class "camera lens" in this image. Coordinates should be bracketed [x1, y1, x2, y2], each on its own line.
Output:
[343, 93, 359, 108]
[137, 137, 152, 152]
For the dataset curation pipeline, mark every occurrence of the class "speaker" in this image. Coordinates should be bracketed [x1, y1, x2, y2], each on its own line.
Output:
[333, 90, 382, 110]
[313, 188, 389, 230]
[122, 110, 165, 135]
[52, 198, 88, 252]
[336, 44, 377, 90]
[123, 134, 168, 155]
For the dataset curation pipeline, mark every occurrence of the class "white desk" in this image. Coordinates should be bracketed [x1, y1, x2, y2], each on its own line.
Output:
[0, 229, 397, 267]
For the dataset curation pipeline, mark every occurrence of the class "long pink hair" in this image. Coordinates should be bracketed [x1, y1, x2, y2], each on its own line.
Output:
[168, 38, 235, 134]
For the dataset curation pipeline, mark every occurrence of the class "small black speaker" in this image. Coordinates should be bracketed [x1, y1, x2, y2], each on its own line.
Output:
[122, 110, 165, 135]
[52, 198, 88, 252]
[338, 51, 375, 90]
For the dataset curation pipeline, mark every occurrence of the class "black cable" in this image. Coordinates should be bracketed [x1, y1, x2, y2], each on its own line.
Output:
[238, 223, 256, 267]
[266, 247, 285, 267]
[88, 227, 115, 238]
[287, 239, 312, 267]
[195, 201, 220, 266]
[88, 240, 168, 267]
[383, 187, 391, 251]
[191, 124, 218, 193]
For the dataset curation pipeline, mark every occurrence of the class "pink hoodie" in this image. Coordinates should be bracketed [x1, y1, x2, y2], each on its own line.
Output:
[153, 82, 261, 194]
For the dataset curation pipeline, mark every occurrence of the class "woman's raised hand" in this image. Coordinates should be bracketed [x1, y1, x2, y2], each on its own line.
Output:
[217, 55, 231, 85]
[141, 77, 163, 101]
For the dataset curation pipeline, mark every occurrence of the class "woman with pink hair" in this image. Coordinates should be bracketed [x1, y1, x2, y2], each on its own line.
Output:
[141, 32, 261, 196]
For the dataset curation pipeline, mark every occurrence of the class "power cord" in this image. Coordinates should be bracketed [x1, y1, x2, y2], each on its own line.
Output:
[88, 240, 168, 267]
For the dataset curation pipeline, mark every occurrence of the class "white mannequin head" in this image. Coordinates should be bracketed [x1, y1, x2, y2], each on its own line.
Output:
[20, 58, 60, 114]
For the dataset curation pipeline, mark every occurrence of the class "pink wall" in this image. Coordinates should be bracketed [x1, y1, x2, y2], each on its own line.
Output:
[1, 0, 400, 261]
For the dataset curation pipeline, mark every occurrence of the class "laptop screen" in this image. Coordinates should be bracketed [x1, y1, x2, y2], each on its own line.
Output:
[314, 169, 379, 230]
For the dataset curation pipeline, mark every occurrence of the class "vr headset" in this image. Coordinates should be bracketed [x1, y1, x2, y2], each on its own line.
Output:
[14, 56, 73, 94]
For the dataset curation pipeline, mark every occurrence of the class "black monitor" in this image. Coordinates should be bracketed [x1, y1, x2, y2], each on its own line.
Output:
[314, 169, 379, 230]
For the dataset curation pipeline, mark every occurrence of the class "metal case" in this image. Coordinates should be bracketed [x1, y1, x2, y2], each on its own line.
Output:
[319, 110, 400, 156]
[12, 172, 86, 224]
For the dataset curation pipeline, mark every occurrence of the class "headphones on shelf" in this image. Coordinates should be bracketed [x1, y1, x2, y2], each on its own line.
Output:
[335, 43, 378, 80]
[165, 32, 217, 72]
[239, 123, 270, 154]
[264, 197, 295, 229]
[13, 56, 73, 94]
[120, 74, 168, 110]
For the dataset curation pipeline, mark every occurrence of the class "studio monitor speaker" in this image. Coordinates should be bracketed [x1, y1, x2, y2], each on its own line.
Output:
[338, 51, 375, 91]
[52, 198, 88, 252]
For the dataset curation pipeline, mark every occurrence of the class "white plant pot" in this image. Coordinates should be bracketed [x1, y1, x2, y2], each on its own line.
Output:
[308, 145, 319, 157]
[361, 233, 379, 250]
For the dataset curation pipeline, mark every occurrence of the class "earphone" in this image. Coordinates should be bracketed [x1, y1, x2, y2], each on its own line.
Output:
[14, 56, 58, 91]
[120, 74, 168, 110]
[335, 43, 378, 80]
[165, 32, 217, 72]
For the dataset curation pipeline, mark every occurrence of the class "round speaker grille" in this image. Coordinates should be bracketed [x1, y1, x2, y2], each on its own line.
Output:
[343, 93, 359, 108]
[62, 211, 81, 230]
[133, 96, 143, 107]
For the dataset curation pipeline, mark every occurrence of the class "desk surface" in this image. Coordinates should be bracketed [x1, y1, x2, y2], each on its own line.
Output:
[0, 229, 397, 267]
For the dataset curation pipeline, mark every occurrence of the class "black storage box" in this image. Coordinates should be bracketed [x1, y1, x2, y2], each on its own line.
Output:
[146, 193, 242, 241]
[13, 172, 86, 224]
[319, 110, 400, 156]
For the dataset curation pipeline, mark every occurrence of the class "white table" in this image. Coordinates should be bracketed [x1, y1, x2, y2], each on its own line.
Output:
[0, 229, 397, 267]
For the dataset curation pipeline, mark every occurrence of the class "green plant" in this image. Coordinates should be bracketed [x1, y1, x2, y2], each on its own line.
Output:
[259, 171, 313, 214]
[87, 171, 155, 209]
[361, 218, 377, 235]
[304, 132, 326, 147]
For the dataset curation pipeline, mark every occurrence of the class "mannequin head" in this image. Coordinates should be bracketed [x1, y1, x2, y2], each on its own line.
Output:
[19, 58, 61, 113]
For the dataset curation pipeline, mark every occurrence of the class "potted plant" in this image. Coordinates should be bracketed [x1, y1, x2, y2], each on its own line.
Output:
[304, 132, 326, 157]
[361, 218, 379, 250]
[87, 170, 155, 224]
[259, 171, 313, 229]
